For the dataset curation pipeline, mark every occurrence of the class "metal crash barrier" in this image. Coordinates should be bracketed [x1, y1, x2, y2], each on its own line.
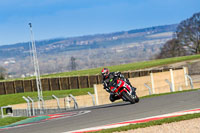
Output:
[88, 92, 96, 106]
[165, 79, 174, 92]
[69, 94, 79, 109]
[52, 95, 60, 110]
[185, 74, 194, 89]
[27, 96, 35, 116]
[22, 96, 31, 116]
[144, 83, 152, 95]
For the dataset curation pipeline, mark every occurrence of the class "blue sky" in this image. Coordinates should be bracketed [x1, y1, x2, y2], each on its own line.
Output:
[0, 0, 199, 45]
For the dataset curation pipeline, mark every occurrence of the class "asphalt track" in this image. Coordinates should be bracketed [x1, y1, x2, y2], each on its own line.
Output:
[1, 90, 200, 133]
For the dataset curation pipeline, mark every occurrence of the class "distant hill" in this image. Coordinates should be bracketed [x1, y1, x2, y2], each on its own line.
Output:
[0, 24, 177, 59]
[0, 24, 177, 78]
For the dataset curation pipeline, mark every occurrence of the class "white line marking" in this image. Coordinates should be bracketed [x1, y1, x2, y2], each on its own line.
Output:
[65, 108, 200, 133]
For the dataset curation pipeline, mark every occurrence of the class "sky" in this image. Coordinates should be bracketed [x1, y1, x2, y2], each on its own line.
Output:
[0, 0, 200, 45]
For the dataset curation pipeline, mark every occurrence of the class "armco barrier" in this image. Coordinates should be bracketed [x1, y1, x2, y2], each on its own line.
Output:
[0, 67, 183, 95]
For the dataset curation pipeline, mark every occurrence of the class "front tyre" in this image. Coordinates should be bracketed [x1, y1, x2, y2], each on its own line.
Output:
[122, 91, 135, 104]
[135, 94, 139, 103]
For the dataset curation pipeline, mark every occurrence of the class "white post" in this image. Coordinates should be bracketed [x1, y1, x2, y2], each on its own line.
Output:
[178, 86, 182, 91]
[185, 74, 194, 89]
[52, 95, 60, 109]
[22, 96, 31, 116]
[1, 107, 3, 118]
[88, 92, 96, 106]
[144, 83, 152, 95]
[27, 96, 35, 116]
[65, 96, 71, 109]
[183, 67, 188, 86]
[69, 94, 78, 109]
[94, 84, 99, 105]
[165, 79, 173, 92]
[170, 69, 175, 92]
[150, 73, 155, 94]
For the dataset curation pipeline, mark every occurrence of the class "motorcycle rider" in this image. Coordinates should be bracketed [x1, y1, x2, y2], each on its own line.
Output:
[101, 68, 136, 102]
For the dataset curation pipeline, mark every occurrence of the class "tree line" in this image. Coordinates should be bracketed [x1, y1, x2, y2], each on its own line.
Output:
[0, 66, 6, 80]
[156, 12, 200, 59]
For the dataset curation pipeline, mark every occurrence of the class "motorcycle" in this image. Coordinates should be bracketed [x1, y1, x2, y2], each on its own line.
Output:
[109, 79, 139, 104]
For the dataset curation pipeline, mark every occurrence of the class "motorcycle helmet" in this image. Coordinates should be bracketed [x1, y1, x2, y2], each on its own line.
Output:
[101, 68, 109, 79]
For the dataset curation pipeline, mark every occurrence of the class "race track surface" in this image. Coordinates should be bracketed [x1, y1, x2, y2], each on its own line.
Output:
[1, 90, 200, 133]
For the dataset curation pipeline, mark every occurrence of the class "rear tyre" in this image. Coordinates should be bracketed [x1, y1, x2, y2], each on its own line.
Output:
[122, 91, 135, 104]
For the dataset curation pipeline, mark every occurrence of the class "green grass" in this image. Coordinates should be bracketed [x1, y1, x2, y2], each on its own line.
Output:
[41, 54, 200, 78]
[0, 117, 28, 127]
[1, 54, 200, 128]
[0, 88, 199, 128]
[94, 113, 200, 133]
[141, 88, 200, 99]
[2, 54, 200, 81]
[0, 88, 92, 127]
[0, 88, 93, 107]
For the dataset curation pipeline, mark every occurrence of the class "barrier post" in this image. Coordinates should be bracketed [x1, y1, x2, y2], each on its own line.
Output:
[52, 95, 60, 109]
[178, 86, 183, 91]
[88, 92, 96, 106]
[183, 67, 189, 86]
[150, 73, 155, 94]
[69, 94, 78, 109]
[185, 74, 194, 89]
[94, 84, 99, 105]
[144, 83, 152, 95]
[22, 96, 31, 116]
[0, 107, 3, 118]
[27, 96, 35, 116]
[165, 79, 173, 92]
[170, 69, 175, 92]
[64, 96, 71, 109]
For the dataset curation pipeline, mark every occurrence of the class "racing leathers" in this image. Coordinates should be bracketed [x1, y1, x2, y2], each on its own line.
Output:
[102, 71, 136, 102]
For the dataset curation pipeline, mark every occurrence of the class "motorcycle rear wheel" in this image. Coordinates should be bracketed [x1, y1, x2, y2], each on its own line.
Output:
[122, 91, 135, 104]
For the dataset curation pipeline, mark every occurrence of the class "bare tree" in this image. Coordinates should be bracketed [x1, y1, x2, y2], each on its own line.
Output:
[0, 66, 7, 80]
[70, 56, 77, 70]
[176, 12, 200, 54]
[156, 38, 187, 59]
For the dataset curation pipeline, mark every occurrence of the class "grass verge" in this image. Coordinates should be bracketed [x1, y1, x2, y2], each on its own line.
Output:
[0, 88, 93, 107]
[0, 88, 93, 126]
[141, 88, 200, 99]
[42, 54, 200, 78]
[3, 54, 200, 81]
[0, 117, 28, 127]
[94, 113, 200, 133]
[0, 88, 199, 128]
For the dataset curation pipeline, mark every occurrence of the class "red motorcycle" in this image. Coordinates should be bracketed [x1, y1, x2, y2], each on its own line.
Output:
[110, 79, 139, 104]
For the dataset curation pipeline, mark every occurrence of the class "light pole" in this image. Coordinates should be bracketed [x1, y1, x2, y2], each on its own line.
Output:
[29, 23, 43, 109]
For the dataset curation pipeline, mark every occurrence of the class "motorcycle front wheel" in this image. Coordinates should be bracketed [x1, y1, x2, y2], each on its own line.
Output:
[122, 91, 135, 104]
[135, 94, 139, 103]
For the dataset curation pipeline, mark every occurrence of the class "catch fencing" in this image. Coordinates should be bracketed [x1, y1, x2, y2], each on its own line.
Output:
[10, 93, 95, 117]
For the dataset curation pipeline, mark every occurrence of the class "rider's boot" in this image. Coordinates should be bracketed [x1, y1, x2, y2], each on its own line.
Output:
[131, 87, 136, 96]
[110, 93, 120, 102]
